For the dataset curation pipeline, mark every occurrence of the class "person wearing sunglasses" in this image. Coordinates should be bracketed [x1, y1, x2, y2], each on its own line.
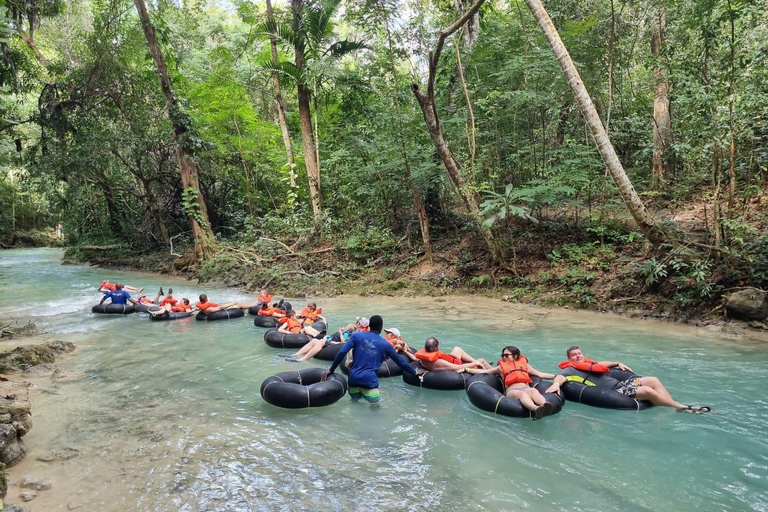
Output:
[466, 346, 557, 420]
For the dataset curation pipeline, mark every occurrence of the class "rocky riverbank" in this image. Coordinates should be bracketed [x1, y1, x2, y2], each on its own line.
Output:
[0, 338, 77, 511]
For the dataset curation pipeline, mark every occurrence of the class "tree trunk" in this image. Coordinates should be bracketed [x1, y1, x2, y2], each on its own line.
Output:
[650, 4, 671, 190]
[385, 23, 433, 262]
[292, 0, 323, 234]
[411, 0, 508, 265]
[524, 0, 671, 247]
[133, 0, 217, 261]
[15, 29, 50, 68]
[265, 0, 296, 188]
[140, 177, 170, 245]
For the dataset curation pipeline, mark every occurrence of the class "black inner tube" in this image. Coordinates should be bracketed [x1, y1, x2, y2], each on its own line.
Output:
[260, 367, 348, 409]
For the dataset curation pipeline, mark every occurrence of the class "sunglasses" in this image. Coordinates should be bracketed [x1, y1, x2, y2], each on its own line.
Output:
[501, 353, 513, 357]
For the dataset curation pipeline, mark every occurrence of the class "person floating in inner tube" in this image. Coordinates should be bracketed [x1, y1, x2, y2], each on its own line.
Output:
[194, 294, 227, 315]
[383, 327, 415, 358]
[98, 283, 139, 306]
[277, 310, 304, 334]
[99, 280, 143, 294]
[413, 337, 493, 371]
[321, 315, 423, 405]
[149, 289, 193, 316]
[235, 288, 275, 310]
[285, 323, 356, 362]
[466, 346, 557, 420]
[545, 345, 712, 414]
[255, 301, 286, 318]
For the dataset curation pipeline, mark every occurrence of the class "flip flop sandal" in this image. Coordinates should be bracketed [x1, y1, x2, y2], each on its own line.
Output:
[680, 405, 712, 414]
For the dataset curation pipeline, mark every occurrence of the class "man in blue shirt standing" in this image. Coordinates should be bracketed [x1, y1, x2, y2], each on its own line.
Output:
[322, 315, 421, 405]
[99, 283, 138, 306]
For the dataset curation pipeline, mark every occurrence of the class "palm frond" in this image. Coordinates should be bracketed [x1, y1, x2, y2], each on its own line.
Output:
[255, 20, 302, 53]
[324, 39, 368, 57]
[257, 60, 303, 85]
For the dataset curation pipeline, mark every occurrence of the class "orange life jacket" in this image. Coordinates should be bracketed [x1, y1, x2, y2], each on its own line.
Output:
[498, 356, 533, 386]
[414, 349, 461, 365]
[160, 298, 177, 307]
[171, 305, 192, 312]
[300, 307, 322, 323]
[196, 301, 218, 310]
[257, 293, 273, 303]
[385, 334, 404, 349]
[283, 317, 302, 334]
[259, 306, 283, 316]
[558, 357, 610, 374]
[101, 281, 116, 291]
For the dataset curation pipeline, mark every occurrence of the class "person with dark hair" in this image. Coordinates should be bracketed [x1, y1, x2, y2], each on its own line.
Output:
[98, 283, 138, 306]
[195, 294, 223, 314]
[545, 346, 711, 413]
[466, 346, 557, 420]
[321, 315, 421, 404]
[413, 336, 492, 371]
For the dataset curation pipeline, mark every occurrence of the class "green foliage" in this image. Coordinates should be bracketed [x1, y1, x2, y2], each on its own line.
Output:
[342, 227, 397, 263]
[181, 187, 207, 227]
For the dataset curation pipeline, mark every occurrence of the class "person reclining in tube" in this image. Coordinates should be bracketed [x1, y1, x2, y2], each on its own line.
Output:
[255, 301, 286, 318]
[99, 280, 143, 294]
[466, 346, 557, 420]
[136, 287, 165, 306]
[545, 345, 711, 414]
[277, 310, 306, 334]
[194, 294, 225, 315]
[321, 315, 422, 405]
[98, 283, 139, 306]
[149, 289, 193, 316]
[285, 323, 357, 362]
[383, 327, 416, 360]
[235, 288, 275, 310]
[413, 336, 492, 371]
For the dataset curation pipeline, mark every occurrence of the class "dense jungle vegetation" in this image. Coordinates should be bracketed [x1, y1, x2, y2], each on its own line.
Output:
[1, 0, 766, 317]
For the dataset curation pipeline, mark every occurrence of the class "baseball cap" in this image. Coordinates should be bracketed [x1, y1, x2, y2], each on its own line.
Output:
[383, 327, 401, 337]
[356, 316, 370, 327]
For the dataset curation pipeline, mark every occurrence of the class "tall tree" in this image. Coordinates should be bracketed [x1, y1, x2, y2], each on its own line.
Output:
[651, 1, 671, 189]
[133, 0, 217, 261]
[523, 0, 672, 247]
[263, 0, 364, 236]
[265, 0, 296, 188]
[411, 0, 509, 265]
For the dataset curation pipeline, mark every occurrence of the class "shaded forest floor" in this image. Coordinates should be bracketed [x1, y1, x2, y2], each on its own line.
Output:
[59, 196, 768, 330]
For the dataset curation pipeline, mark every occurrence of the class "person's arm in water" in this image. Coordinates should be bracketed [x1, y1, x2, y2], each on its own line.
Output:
[385, 344, 418, 376]
[99, 292, 111, 305]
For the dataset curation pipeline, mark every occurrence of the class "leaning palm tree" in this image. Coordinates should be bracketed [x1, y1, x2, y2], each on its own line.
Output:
[260, 0, 365, 236]
[523, 0, 672, 247]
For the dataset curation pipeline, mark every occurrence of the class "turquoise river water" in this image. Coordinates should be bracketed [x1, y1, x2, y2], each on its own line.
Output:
[0, 248, 766, 511]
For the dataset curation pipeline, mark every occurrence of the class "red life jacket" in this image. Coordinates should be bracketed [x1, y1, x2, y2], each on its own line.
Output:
[558, 357, 610, 373]
[497, 356, 533, 386]
[414, 349, 461, 365]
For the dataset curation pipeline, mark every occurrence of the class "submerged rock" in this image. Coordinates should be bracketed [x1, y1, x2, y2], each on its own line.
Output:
[36, 448, 79, 463]
[18, 476, 52, 491]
